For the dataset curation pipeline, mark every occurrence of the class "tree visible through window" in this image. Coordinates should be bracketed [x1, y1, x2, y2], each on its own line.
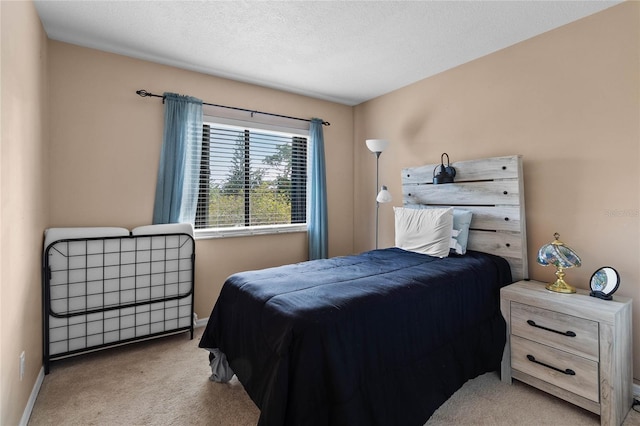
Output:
[194, 123, 307, 230]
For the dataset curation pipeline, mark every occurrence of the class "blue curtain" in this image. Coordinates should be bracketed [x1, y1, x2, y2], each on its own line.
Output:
[152, 93, 203, 224]
[308, 118, 328, 260]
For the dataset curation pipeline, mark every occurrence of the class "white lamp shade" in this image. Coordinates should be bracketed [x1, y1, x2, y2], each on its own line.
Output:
[366, 139, 389, 153]
[376, 186, 392, 203]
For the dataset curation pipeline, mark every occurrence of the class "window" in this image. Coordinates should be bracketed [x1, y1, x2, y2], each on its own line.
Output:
[194, 120, 308, 237]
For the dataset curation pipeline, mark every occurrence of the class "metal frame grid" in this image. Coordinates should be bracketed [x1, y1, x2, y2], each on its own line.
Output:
[42, 232, 195, 374]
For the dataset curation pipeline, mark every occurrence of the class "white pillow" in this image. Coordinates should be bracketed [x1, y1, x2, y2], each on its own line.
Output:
[394, 207, 453, 258]
[404, 206, 473, 255]
[44, 227, 130, 250]
[131, 223, 194, 237]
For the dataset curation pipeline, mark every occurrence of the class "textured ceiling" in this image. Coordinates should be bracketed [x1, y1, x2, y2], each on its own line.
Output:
[34, 1, 621, 106]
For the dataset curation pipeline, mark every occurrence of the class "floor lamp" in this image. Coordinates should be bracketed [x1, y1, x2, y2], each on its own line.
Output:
[366, 139, 392, 249]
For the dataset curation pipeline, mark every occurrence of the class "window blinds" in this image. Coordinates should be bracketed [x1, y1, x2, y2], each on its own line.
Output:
[193, 122, 308, 230]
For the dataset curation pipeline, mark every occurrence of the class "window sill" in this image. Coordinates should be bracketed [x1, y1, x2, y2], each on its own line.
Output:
[195, 224, 307, 240]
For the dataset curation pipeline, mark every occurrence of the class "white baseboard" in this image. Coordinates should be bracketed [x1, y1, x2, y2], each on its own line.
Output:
[19, 366, 44, 426]
[195, 316, 209, 328]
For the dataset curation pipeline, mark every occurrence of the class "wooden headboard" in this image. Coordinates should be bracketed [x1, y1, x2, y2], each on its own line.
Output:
[402, 155, 528, 281]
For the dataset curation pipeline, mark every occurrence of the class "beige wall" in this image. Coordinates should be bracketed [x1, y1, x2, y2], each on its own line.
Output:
[47, 41, 355, 318]
[0, 1, 50, 424]
[354, 2, 639, 380]
[3, 1, 638, 422]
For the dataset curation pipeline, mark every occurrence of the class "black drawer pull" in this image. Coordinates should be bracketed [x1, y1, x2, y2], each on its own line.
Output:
[527, 319, 576, 337]
[527, 354, 576, 376]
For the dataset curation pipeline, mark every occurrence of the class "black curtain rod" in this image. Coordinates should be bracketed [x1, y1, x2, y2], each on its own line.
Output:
[136, 90, 330, 126]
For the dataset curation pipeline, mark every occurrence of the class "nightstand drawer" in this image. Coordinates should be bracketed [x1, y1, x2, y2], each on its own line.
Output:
[511, 302, 598, 361]
[511, 335, 599, 403]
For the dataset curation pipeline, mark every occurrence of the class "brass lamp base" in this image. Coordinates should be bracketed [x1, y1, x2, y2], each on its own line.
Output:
[545, 279, 576, 293]
[545, 268, 576, 294]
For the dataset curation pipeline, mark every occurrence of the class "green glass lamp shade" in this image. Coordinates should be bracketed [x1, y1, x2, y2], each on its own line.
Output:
[537, 233, 581, 293]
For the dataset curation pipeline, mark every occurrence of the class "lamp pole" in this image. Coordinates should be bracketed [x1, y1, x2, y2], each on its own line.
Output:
[366, 139, 389, 250]
[375, 151, 381, 249]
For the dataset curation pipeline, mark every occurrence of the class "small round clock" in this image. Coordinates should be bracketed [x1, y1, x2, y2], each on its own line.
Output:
[589, 266, 620, 300]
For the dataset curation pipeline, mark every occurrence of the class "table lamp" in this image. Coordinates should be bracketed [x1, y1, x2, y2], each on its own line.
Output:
[537, 233, 581, 293]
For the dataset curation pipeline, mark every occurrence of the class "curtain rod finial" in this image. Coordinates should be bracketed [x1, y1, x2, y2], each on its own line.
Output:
[136, 90, 149, 97]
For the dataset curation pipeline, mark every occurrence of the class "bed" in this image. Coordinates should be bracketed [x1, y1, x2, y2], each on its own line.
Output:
[42, 223, 195, 374]
[199, 154, 527, 425]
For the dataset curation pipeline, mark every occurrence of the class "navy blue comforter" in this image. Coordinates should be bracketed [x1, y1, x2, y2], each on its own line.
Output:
[199, 248, 512, 426]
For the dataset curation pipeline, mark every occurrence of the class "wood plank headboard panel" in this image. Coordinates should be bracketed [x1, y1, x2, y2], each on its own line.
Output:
[401, 155, 528, 281]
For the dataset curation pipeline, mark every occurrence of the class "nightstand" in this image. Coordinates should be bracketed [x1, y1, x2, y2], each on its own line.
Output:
[500, 280, 633, 426]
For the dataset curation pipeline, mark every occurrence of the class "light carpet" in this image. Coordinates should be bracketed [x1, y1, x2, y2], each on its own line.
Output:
[29, 329, 640, 426]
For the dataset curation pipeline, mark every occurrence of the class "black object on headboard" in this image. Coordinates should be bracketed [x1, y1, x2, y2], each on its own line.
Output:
[432, 153, 456, 184]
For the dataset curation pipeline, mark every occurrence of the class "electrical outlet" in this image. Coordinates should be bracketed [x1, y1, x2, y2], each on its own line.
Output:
[19, 351, 25, 381]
